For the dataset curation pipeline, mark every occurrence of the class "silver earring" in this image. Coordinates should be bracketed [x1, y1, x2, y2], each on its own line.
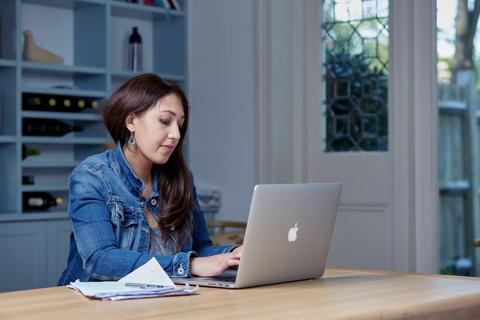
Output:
[127, 132, 136, 149]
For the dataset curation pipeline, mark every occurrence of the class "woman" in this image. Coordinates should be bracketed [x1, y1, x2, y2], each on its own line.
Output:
[58, 74, 241, 285]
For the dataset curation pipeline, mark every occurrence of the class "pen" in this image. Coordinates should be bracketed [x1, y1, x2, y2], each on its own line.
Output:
[124, 282, 169, 289]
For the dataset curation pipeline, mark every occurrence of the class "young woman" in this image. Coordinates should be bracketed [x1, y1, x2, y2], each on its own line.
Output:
[58, 74, 241, 285]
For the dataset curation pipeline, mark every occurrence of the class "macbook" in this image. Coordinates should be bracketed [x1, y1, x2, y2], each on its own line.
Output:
[173, 183, 342, 289]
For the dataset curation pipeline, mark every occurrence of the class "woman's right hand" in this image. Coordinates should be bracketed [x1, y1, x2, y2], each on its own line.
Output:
[190, 249, 242, 277]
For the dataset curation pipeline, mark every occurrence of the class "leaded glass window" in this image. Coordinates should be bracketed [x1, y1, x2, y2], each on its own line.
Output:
[322, 0, 389, 152]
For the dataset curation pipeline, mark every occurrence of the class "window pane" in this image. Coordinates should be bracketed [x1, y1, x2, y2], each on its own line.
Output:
[322, 0, 389, 152]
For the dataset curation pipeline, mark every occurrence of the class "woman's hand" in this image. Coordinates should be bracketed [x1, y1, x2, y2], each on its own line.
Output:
[190, 245, 243, 277]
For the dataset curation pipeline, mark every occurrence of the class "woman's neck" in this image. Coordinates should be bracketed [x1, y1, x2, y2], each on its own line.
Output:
[122, 146, 153, 187]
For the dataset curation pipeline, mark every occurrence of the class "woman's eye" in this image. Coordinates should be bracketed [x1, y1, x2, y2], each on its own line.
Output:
[160, 119, 171, 126]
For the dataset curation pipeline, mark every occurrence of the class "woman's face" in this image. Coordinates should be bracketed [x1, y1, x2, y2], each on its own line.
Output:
[129, 93, 185, 165]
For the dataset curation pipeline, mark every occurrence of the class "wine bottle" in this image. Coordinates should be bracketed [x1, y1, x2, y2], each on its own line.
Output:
[90, 98, 99, 109]
[77, 98, 86, 110]
[23, 93, 58, 112]
[23, 95, 43, 110]
[128, 27, 143, 72]
[62, 97, 72, 110]
[23, 93, 100, 113]
[48, 97, 57, 109]
[23, 192, 63, 211]
[22, 175, 35, 185]
[22, 144, 42, 160]
[23, 118, 83, 137]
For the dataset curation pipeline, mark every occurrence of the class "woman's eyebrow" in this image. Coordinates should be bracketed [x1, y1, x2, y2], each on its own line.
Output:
[160, 110, 185, 118]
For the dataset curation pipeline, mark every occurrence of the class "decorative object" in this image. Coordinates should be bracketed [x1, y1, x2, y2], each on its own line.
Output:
[197, 189, 221, 214]
[128, 27, 142, 72]
[23, 30, 64, 64]
[159, 0, 180, 10]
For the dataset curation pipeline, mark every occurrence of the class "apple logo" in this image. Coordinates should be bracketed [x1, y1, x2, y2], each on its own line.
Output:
[288, 223, 299, 242]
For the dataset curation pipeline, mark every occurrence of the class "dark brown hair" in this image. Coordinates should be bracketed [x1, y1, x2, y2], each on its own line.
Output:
[103, 74, 193, 241]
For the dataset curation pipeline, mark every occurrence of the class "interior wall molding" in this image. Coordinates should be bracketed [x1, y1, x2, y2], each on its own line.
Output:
[255, 0, 273, 185]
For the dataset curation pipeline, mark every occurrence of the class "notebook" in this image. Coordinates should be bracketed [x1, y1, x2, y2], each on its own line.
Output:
[173, 183, 342, 289]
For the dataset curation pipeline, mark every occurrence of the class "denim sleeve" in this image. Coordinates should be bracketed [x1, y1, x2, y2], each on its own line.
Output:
[190, 176, 238, 256]
[69, 166, 195, 280]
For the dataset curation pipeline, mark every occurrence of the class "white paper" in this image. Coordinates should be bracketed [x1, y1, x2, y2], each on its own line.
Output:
[68, 280, 175, 297]
[67, 258, 197, 300]
[118, 257, 176, 288]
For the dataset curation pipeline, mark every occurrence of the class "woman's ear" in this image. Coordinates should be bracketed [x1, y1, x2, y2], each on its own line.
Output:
[125, 113, 136, 132]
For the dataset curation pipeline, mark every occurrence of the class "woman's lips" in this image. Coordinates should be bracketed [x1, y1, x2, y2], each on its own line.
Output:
[161, 145, 175, 153]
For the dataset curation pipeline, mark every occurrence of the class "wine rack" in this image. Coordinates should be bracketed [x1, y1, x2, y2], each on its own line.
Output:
[0, 0, 187, 291]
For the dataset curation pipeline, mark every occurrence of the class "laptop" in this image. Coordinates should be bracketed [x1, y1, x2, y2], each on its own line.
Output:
[174, 182, 342, 289]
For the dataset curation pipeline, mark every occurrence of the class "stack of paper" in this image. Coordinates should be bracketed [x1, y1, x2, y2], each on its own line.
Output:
[67, 258, 198, 300]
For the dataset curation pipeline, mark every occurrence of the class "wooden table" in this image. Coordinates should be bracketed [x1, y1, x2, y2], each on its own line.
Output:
[1, 268, 480, 320]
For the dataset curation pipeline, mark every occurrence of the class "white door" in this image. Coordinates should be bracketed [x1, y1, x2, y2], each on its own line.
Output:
[310, 0, 438, 273]
[256, 0, 438, 273]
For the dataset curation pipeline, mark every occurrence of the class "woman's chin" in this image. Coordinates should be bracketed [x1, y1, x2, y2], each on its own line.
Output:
[152, 155, 170, 165]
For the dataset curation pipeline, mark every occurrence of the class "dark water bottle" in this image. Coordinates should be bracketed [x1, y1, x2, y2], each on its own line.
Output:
[128, 27, 143, 72]
[23, 192, 64, 211]
[22, 118, 83, 137]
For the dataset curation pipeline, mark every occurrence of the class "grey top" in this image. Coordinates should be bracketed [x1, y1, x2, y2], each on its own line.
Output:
[148, 227, 182, 256]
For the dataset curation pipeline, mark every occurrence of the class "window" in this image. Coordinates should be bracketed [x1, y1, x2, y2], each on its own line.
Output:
[322, 0, 389, 152]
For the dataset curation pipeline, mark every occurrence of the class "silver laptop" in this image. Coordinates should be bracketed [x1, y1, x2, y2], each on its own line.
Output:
[174, 183, 342, 289]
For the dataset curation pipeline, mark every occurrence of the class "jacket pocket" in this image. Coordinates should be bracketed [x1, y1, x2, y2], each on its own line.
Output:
[108, 196, 138, 249]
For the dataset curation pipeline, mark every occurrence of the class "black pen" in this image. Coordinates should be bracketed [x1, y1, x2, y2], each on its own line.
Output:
[124, 282, 170, 289]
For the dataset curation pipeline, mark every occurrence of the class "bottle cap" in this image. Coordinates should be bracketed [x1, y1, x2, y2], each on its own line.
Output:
[55, 197, 64, 206]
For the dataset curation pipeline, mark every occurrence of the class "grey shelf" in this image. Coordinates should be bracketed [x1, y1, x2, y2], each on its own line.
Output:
[22, 86, 105, 98]
[0, 212, 69, 222]
[22, 185, 69, 192]
[23, 0, 106, 9]
[0, 60, 16, 67]
[111, 1, 170, 20]
[21, 62, 106, 75]
[21, 137, 111, 144]
[22, 160, 80, 168]
[21, 111, 102, 121]
[0, 136, 17, 143]
[22, 86, 106, 98]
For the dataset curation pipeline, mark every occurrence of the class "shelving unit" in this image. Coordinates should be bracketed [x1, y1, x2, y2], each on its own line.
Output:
[0, 0, 187, 292]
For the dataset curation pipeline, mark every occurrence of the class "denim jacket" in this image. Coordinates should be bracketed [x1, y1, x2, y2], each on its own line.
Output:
[58, 143, 234, 285]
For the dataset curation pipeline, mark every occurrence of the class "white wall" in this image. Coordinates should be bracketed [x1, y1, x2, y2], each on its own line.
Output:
[188, 0, 256, 222]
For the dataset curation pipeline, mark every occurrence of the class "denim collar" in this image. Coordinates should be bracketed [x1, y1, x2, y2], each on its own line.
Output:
[112, 142, 160, 199]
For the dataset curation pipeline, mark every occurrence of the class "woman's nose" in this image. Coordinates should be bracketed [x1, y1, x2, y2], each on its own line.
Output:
[169, 123, 181, 140]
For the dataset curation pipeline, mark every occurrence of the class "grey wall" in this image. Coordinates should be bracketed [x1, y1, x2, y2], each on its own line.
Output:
[188, 0, 256, 222]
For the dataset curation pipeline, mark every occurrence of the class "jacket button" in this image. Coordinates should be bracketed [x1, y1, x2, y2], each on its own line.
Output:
[178, 266, 185, 275]
[150, 198, 157, 206]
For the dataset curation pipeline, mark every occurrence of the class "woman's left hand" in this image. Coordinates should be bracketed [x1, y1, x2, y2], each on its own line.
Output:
[189, 245, 243, 277]
[232, 245, 243, 259]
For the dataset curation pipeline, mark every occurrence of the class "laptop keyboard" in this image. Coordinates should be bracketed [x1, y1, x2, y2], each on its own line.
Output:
[209, 275, 237, 283]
